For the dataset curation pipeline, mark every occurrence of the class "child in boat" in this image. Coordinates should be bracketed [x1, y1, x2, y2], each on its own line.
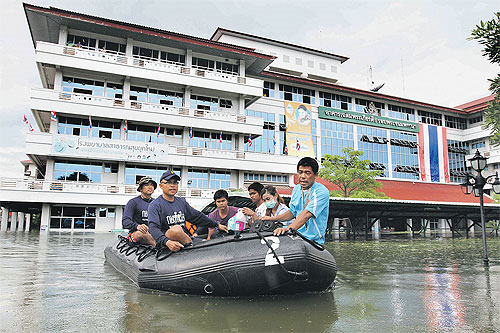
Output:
[261, 185, 294, 227]
[241, 182, 266, 223]
[194, 189, 238, 240]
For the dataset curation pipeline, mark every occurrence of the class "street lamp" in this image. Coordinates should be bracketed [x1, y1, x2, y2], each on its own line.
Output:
[461, 150, 500, 266]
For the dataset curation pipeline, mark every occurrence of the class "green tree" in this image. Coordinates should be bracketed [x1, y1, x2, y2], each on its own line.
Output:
[469, 12, 500, 146]
[318, 147, 389, 199]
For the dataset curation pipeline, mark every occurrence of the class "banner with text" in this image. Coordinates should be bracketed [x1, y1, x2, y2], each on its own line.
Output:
[51, 135, 169, 163]
[284, 101, 315, 157]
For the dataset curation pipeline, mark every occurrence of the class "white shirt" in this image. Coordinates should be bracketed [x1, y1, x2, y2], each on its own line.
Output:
[255, 202, 267, 218]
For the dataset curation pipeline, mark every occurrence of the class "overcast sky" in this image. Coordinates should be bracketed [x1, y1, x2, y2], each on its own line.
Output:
[0, 0, 498, 178]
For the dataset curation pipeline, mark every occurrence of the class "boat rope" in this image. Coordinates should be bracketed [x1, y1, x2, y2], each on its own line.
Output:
[287, 228, 325, 251]
[255, 230, 308, 282]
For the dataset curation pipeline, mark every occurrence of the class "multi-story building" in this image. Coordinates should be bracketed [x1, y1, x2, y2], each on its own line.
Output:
[0, 4, 498, 233]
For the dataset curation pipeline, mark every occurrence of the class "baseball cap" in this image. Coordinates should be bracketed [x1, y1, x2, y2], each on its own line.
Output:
[160, 170, 181, 182]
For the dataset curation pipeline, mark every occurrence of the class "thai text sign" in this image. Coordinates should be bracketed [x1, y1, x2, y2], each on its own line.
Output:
[51, 135, 168, 162]
[319, 106, 419, 133]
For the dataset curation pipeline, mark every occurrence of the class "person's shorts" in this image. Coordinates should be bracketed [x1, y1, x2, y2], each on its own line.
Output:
[126, 232, 137, 243]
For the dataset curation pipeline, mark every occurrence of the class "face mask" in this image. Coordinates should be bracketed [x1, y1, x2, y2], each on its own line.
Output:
[265, 199, 276, 209]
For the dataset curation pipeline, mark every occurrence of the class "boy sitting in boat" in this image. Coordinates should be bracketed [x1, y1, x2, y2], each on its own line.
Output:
[148, 171, 228, 252]
[194, 189, 238, 240]
[122, 176, 157, 246]
[241, 182, 266, 223]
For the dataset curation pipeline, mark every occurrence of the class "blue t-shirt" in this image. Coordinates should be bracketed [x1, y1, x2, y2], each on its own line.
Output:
[122, 195, 152, 232]
[148, 195, 218, 246]
[289, 181, 330, 244]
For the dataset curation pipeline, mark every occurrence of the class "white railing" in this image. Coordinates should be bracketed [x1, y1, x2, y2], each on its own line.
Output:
[34, 89, 262, 127]
[37, 42, 262, 88]
[0, 178, 216, 198]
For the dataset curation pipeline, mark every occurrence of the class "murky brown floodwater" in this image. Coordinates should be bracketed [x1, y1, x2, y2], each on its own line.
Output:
[0, 232, 499, 332]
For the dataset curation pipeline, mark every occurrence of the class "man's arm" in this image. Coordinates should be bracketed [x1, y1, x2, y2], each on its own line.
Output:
[148, 203, 168, 246]
[122, 200, 138, 231]
[273, 210, 313, 236]
[262, 210, 295, 222]
[185, 202, 228, 232]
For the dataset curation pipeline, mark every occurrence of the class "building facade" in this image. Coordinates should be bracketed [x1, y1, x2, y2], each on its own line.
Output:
[0, 4, 498, 233]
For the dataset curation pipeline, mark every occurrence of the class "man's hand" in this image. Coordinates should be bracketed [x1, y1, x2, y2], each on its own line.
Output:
[166, 240, 184, 252]
[273, 227, 289, 237]
[137, 224, 149, 234]
[261, 216, 273, 221]
[218, 224, 228, 233]
[241, 207, 255, 216]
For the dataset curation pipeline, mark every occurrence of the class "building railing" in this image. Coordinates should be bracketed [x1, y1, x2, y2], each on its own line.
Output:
[36, 42, 262, 88]
[34, 89, 262, 127]
[0, 178, 217, 198]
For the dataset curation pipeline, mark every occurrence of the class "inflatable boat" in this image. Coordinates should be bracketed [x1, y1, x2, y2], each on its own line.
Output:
[104, 228, 337, 296]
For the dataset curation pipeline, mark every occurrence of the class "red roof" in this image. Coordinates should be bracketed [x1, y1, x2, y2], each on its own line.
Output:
[276, 176, 495, 204]
[455, 94, 496, 114]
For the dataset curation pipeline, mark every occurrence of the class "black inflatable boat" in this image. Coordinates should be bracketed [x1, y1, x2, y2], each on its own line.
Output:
[104, 230, 336, 296]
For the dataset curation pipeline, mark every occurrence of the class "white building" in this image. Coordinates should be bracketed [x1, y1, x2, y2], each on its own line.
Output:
[0, 4, 498, 233]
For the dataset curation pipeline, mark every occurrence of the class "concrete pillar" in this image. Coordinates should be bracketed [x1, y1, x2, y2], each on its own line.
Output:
[50, 116, 58, 134]
[46, 159, 55, 180]
[183, 86, 191, 110]
[372, 219, 381, 240]
[407, 218, 413, 238]
[117, 162, 126, 184]
[239, 59, 245, 77]
[1, 207, 8, 232]
[468, 219, 475, 237]
[123, 77, 131, 100]
[18, 212, 25, 232]
[182, 127, 190, 146]
[238, 96, 245, 115]
[40, 204, 50, 232]
[58, 25, 68, 45]
[181, 166, 189, 188]
[186, 49, 192, 67]
[237, 170, 245, 190]
[11, 212, 17, 232]
[115, 206, 123, 230]
[54, 70, 63, 91]
[25, 214, 31, 233]
[125, 38, 134, 57]
[439, 219, 448, 237]
[333, 218, 340, 240]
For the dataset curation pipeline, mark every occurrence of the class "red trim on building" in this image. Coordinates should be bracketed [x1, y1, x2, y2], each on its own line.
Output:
[23, 3, 275, 60]
[261, 71, 466, 115]
[277, 175, 495, 204]
[455, 94, 496, 114]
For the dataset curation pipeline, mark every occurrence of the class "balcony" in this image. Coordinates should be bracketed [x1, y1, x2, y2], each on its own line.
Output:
[35, 42, 263, 97]
[31, 88, 264, 135]
[25, 133, 299, 174]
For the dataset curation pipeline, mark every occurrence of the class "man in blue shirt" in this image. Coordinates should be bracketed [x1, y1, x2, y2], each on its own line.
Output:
[122, 176, 157, 246]
[262, 157, 330, 244]
[148, 171, 228, 252]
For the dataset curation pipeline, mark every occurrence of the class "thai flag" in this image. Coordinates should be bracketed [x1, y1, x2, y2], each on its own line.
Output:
[124, 119, 128, 133]
[23, 115, 34, 132]
[273, 135, 276, 147]
[220, 131, 223, 143]
[189, 127, 193, 139]
[284, 143, 288, 154]
[156, 123, 161, 137]
[50, 111, 57, 122]
[88, 115, 93, 129]
[296, 138, 301, 151]
[248, 134, 252, 147]
[418, 124, 450, 183]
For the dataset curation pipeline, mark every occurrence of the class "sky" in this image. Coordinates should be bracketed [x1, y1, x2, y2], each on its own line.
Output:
[0, 0, 498, 178]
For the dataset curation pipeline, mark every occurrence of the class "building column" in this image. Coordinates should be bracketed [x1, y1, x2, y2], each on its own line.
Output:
[49, 116, 58, 134]
[11, 212, 17, 232]
[407, 218, 413, 238]
[25, 214, 31, 233]
[123, 77, 131, 101]
[237, 171, 245, 190]
[182, 127, 190, 146]
[183, 86, 191, 109]
[372, 219, 380, 240]
[439, 219, 448, 237]
[125, 38, 134, 57]
[58, 25, 68, 45]
[239, 59, 245, 77]
[46, 159, 55, 180]
[117, 162, 126, 184]
[186, 49, 192, 67]
[40, 203, 50, 232]
[238, 96, 245, 115]
[1, 207, 8, 232]
[333, 218, 340, 240]
[18, 212, 25, 232]
[115, 206, 123, 230]
[181, 166, 189, 188]
[54, 70, 63, 91]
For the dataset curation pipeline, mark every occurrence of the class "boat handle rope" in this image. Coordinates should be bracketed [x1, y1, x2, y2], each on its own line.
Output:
[115, 235, 159, 262]
[255, 230, 308, 282]
[287, 228, 325, 252]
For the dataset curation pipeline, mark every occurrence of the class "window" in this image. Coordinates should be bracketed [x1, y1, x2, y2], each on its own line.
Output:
[148, 89, 183, 107]
[418, 110, 442, 126]
[448, 140, 468, 183]
[263, 81, 275, 98]
[319, 92, 351, 110]
[295, 58, 302, 65]
[192, 57, 215, 70]
[331, 65, 337, 73]
[97, 40, 126, 54]
[469, 115, 483, 125]
[188, 169, 208, 188]
[358, 126, 389, 177]
[66, 34, 96, 49]
[320, 121, 354, 157]
[445, 115, 466, 129]
[125, 164, 181, 185]
[319, 63, 326, 71]
[53, 160, 115, 183]
[127, 124, 165, 144]
[283, 55, 290, 63]
[133, 46, 185, 64]
[105, 83, 123, 99]
[355, 99, 385, 116]
[189, 131, 232, 150]
[279, 84, 315, 104]
[216, 61, 238, 75]
[387, 104, 415, 121]
[166, 128, 182, 138]
[308, 60, 314, 68]
[391, 131, 419, 180]
[245, 110, 276, 154]
[130, 86, 147, 102]
[244, 173, 288, 184]
[219, 99, 233, 109]
[470, 139, 485, 150]
[190, 95, 219, 111]
[62, 76, 104, 96]
[209, 170, 231, 189]
[58, 116, 120, 139]
[50, 205, 96, 230]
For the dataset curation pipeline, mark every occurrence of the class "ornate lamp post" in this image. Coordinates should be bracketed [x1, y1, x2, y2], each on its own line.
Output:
[461, 150, 500, 266]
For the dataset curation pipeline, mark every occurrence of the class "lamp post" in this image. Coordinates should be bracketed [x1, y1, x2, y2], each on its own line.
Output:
[461, 150, 500, 266]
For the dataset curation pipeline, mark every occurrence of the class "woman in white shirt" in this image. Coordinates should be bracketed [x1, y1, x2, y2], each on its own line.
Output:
[261, 185, 294, 226]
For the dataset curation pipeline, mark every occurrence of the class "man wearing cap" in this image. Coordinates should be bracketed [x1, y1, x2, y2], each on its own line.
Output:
[148, 171, 228, 252]
[122, 176, 157, 246]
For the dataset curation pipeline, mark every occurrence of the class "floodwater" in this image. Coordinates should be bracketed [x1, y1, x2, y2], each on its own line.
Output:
[0, 232, 499, 332]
